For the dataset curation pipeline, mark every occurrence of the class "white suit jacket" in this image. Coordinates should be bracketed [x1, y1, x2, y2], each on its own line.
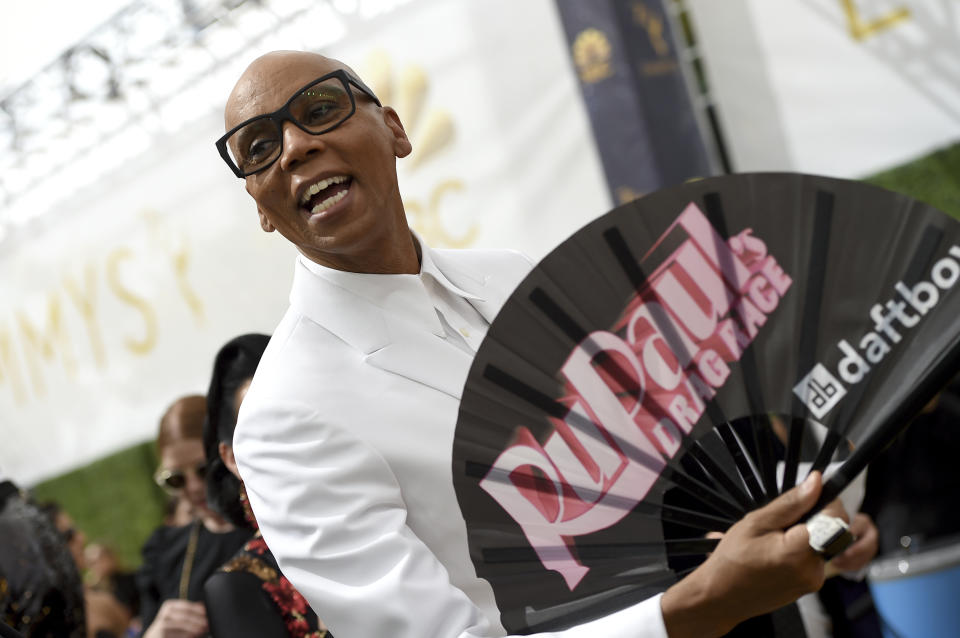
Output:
[234, 243, 668, 638]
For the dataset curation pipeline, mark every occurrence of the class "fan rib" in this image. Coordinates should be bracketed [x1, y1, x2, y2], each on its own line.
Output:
[810, 428, 843, 475]
[702, 192, 788, 505]
[751, 415, 780, 502]
[715, 422, 766, 505]
[684, 442, 756, 511]
[661, 467, 744, 520]
[785, 189, 835, 492]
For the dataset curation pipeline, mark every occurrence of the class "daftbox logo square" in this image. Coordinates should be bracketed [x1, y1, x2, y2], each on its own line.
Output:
[793, 364, 847, 420]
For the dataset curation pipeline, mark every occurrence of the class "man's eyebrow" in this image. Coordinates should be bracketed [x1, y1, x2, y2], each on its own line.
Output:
[232, 118, 273, 143]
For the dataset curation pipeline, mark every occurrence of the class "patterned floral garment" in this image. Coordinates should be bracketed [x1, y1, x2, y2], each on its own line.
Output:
[219, 529, 328, 638]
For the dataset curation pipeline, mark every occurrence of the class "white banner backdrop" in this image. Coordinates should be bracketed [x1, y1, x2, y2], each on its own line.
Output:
[687, 0, 960, 177]
[0, 0, 612, 485]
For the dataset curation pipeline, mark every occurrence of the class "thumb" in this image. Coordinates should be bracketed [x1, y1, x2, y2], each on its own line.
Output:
[750, 471, 821, 531]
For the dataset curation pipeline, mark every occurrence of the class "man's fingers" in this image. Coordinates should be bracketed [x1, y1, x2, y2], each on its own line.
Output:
[749, 471, 822, 531]
[783, 516, 812, 549]
[848, 512, 876, 538]
[830, 513, 879, 572]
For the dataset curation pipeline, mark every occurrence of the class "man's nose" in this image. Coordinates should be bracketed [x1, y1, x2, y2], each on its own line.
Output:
[278, 121, 326, 171]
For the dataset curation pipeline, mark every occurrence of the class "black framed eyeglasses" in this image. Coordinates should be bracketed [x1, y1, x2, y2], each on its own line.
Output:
[154, 461, 208, 493]
[216, 69, 382, 178]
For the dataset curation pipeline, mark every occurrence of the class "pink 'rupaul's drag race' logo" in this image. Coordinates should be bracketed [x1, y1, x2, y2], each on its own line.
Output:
[479, 203, 793, 590]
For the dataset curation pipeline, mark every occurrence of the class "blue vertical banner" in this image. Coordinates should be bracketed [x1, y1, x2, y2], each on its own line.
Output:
[554, 0, 716, 204]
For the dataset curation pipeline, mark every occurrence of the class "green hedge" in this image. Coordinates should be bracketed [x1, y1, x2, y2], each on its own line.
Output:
[30, 441, 167, 570]
[866, 142, 960, 220]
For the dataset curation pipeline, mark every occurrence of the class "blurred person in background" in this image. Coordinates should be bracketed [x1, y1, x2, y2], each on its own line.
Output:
[37, 502, 87, 572]
[137, 396, 251, 638]
[0, 472, 85, 637]
[85, 544, 119, 591]
[161, 497, 194, 528]
[38, 502, 136, 638]
[201, 334, 329, 638]
[84, 543, 141, 636]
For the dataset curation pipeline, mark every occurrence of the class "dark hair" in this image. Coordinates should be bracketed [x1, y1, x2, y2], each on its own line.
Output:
[36, 500, 76, 543]
[37, 500, 62, 521]
[203, 334, 270, 527]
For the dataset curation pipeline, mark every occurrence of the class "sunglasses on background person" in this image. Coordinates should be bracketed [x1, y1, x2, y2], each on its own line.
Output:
[153, 462, 207, 494]
[216, 68, 382, 178]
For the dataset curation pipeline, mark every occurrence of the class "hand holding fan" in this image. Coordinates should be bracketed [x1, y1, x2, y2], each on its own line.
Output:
[452, 173, 960, 633]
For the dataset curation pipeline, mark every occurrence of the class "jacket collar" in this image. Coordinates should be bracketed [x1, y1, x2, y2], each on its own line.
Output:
[288, 237, 496, 398]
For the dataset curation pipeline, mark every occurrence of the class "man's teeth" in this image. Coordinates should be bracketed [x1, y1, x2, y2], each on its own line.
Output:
[310, 189, 348, 214]
[301, 175, 349, 204]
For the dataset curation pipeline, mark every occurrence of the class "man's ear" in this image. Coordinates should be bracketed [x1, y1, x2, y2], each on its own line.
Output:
[383, 106, 412, 159]
[219, 442, 241, 479]
[257, 206, 275, 232]
[245, 182, 275, 232]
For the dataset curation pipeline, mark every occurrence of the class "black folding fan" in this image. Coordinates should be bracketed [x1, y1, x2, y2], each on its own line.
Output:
[452, 173, 960, 633]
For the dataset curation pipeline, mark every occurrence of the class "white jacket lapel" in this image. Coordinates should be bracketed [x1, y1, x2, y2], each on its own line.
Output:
[364, 323, 474, 399]
[430, 249, 513, 325]
[289, 257, 475, 399]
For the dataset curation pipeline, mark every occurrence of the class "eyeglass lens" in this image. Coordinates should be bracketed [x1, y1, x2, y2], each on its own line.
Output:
[158, 462, 207, 490]
[226, 76, 355, 175]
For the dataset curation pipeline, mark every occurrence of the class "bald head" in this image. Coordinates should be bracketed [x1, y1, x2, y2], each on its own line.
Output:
[225, 50, 361, 130]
